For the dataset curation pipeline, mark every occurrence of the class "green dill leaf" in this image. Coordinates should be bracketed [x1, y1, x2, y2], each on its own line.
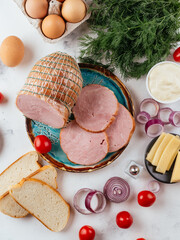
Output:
[80, 0, 180, 79]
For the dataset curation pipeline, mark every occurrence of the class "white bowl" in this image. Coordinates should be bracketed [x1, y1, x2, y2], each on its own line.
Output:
[146, 61, 180, 104]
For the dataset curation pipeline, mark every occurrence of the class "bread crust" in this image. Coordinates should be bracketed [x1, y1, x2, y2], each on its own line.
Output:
[0, 151, 40, 179]
[0, 165, 58, 218]
[0, 151, 41, 200]
[9, 178, 70, 232]
[29, 165, 58, 190]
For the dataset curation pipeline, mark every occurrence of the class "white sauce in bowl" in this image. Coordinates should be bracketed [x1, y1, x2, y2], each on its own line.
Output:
[147, 62, 180, 103]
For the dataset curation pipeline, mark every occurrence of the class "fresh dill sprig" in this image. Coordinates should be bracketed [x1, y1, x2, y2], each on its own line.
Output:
[80, 0, 180, 79]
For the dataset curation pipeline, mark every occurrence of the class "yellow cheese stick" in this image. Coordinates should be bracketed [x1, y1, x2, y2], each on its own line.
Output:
[156, 137, 180, 174]
[167, 135, 180, 171]
[146, 132, 166, 163]
[151, 133, 174, 166]
[171, 152, 180, 183]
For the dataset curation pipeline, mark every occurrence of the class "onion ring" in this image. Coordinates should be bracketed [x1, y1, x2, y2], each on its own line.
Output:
[145, 118, 164, 138]
[73, 188, 93, 215]
[85, 190, 106, 213]
[103, 177, 130, 203]
[140, 98, 160, 118]
[169, 111, 180, 127]
[158, 107, 173, 125]
[136, 111, 151, 124]
[148, 180, 160, 193]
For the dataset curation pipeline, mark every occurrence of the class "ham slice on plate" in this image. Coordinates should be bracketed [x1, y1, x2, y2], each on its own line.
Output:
[73, 84, 119, 132]
[60, 120, 109, 165]
[106, 103, 135, 152]
[16, 52, 83, 129]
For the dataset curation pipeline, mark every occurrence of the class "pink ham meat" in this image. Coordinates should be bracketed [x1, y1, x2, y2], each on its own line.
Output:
[73, 84, 119, 132]
[106, 103, 135, 152]
[16, 52, 83, 129]
[60, 120, 109, 165]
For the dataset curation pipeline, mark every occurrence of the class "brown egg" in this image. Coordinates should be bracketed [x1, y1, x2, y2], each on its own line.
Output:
[41, 15, 66, 39]
[0, 36, 24, 67]
[61, 0, 86, 23]
[25, 0, 48, 19]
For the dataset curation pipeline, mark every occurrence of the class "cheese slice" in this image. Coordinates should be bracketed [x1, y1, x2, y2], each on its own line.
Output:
[156, 137, 180, 174]
[167, 135, 180, 171]
[146, 132, 166, 163]
[171, 152, 180, 183]
[151, 133, 174, 166]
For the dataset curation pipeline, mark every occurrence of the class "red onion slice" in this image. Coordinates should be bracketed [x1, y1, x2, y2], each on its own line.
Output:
[169, 111, 180, 127]
[73, 188, 93, 215]
[140, 98, 159, 118]
[103, 177, 130, 203]
[145, 119, 164, 138]
[85, 190, 106, 213]
[136, 111, 151, 124]
[148, 180, 160, 193]
[158, 108, 173, 125]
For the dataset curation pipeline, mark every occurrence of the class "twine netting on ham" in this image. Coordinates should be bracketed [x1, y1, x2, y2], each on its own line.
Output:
[16, 52, 83, 128]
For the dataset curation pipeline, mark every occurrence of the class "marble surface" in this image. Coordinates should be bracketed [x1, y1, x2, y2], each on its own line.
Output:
[0, 1, 180, 239]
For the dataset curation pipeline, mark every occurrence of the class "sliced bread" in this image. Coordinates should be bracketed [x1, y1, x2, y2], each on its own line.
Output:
[9, 178, 70, 232]
[0, 165, 58, 218]
[0, 151, 41, 198]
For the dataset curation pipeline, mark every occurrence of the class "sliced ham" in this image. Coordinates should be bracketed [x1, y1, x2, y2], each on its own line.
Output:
[73, 84, 119, 132]
[60, 120, 109, 165]
[106, 103, 135, 152]
[16, 52, 83, 128]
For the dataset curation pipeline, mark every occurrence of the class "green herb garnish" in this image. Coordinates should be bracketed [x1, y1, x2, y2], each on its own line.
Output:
[80, 0, 180, 79]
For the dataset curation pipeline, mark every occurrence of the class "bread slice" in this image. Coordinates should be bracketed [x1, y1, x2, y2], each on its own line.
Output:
[0, 165, 58, 218]
[9, 179, 70, 232]
[0, 151, 41, 198]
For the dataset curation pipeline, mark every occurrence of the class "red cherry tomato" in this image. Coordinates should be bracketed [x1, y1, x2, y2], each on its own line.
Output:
[79, 225, 95, 240]
[138, 190, 156, 207]
[173, 47, 180, 62]
[34, 135, 52, 154]
[136, 238, 146, 240]
[0, 92, 4, 103]
[116, 211, 133, 229]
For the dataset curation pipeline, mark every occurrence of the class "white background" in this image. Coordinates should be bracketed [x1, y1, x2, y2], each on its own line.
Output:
[0, 0, 180, 239]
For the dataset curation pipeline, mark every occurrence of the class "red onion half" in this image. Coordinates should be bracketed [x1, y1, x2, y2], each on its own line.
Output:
[140, 98, 159, 118]
[158, 107, 173, 125]
[85, 190, 106, 213]
[136, 111, 151, 124]
[145, 118, 164, 138]
[103, 177, 130, 203]
[169, 111, 180, 127]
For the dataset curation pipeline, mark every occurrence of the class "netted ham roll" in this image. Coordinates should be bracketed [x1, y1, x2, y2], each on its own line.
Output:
[16, 52, 83, 128]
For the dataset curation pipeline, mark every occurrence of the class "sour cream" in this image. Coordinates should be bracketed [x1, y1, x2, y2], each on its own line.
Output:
[147, 62, 180, 103]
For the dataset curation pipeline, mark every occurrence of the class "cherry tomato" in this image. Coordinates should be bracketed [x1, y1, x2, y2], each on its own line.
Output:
[79, 225, 95, 240]
[0, 92, 4, 103]
[34, 135, 52, 154]
[173, 47, 180, 62]
[138, 190, 156, 207]
[116, 211, 133, 229]
[136, 238, 146, 240]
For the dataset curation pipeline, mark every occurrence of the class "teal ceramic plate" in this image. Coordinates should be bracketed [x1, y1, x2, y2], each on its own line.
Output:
[26, 63, 135, 173]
